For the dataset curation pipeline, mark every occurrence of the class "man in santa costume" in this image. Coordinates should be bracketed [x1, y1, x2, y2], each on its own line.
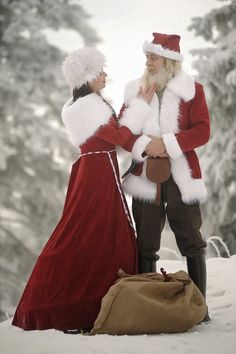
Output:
[119, 32, 210, 320]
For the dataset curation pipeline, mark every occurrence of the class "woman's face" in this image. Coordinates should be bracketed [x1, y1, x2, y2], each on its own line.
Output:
[89, 71, 107, 92]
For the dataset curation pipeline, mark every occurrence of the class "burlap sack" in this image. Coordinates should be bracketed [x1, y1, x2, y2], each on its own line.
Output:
[91, 269, 207, 335]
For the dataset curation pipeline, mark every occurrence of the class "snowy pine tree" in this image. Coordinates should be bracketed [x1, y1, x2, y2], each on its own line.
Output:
[189, 0, 236, 255]
[0, 0, 100, 320]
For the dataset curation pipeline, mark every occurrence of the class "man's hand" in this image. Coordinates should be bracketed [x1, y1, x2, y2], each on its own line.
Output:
[159, 152, 169, 158]
[137, 83, 156, 104]
[145, 136, 167, 157]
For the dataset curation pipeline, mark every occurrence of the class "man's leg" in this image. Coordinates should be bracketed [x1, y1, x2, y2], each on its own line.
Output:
[164, 177, 210, 320]
[132, 198, 166, 273]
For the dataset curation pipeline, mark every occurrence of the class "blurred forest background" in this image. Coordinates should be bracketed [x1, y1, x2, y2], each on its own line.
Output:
[0, 0, 235, 321]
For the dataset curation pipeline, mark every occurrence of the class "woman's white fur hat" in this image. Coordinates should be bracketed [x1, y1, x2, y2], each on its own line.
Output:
[62, 47, 105, 90]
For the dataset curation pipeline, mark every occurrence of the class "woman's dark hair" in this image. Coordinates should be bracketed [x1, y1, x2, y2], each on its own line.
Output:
[72, 83, 116, 118]
[73, 83, 93, 102]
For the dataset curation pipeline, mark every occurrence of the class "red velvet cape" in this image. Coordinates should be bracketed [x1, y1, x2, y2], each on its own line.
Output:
[12, 116, 139, 331]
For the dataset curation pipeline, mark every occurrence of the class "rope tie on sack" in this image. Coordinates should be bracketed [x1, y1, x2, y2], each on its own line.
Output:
[160, 268, 174, 282]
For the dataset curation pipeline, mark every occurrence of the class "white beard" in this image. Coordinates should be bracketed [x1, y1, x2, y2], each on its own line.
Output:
[140, 68, 173, 92]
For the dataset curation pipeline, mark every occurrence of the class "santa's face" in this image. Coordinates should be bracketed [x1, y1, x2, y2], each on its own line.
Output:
[145, 52, 165, 75]
[89, 71, 107, 92]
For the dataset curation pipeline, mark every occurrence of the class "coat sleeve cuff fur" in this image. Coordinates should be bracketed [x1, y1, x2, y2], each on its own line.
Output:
[131, 135, 151, 162]
[119, 98, 152, 134]
[162, 132, 183, 159]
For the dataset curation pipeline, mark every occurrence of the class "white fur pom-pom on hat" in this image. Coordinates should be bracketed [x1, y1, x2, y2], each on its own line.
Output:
[62, 47, 105, 90]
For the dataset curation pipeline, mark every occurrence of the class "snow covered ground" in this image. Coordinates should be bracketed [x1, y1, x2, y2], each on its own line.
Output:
[0, 257, 236, 354]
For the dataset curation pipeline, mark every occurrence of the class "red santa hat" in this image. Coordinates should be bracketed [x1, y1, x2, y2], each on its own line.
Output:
[62, 47, 105, 90]
[143, 32, 183, 62]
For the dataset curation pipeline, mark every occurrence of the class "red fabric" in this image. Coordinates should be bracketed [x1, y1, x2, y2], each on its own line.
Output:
[175, 83, 210, 178]
[12, 117, 138, 331]
[175, 83, 210, 153]
[94, 116, 138, 151]
[152, 32, 181, 53]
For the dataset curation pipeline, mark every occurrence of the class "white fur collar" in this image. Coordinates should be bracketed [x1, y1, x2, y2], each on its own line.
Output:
[124, 70, 195, 104]
[167, 70, 195, 102]
[61, 93, 113, 147]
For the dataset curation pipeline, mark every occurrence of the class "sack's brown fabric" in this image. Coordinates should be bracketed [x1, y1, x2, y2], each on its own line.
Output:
[146, 157, 171, 204]
[91, 269, 207, 335]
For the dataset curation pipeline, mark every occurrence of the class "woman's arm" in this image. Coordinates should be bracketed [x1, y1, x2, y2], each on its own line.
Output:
[95, 117, 151, 162]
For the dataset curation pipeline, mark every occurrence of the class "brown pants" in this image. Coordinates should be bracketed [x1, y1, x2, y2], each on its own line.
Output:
[132, 176, 207, 261]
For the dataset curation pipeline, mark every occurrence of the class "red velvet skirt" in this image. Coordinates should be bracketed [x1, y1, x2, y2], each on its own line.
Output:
[12, 155, 137, 330]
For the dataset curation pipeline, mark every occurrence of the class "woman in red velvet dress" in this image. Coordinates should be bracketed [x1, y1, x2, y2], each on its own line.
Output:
[12, 47, 153, 332]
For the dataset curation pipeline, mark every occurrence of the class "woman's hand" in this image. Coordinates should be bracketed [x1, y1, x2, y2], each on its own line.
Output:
[137, 83, 156, 104]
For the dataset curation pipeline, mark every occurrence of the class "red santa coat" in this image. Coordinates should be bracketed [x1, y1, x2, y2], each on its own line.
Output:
[119, 70, 210, 204]
[12, 93, 150, 331]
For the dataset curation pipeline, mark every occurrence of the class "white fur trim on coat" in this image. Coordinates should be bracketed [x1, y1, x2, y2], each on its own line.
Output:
[123, 171, 207, 204]
[124, 80, 140, 106]
[131, 135, 151, 162]
[162, 132, 183, 159]
[61, 93, 112, 147]
[143, 41, 183, 62]
[167, 69, 195, 102]
[121, 71, 207, 204]
[119, 97, 152, 134]
[123, 157, 207, 204]
[122, 173, 157, 202]
[171, 156, 207, 204]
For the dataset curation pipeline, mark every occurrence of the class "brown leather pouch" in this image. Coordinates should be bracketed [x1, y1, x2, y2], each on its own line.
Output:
[146, 157, 171, 205]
